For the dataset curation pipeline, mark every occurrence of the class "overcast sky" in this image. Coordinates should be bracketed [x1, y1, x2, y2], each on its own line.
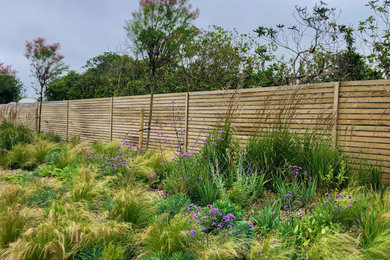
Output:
[0, 0, 371, 97]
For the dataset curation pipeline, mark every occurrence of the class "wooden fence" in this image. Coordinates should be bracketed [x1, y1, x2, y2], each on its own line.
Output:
[1, 80, 390, 182]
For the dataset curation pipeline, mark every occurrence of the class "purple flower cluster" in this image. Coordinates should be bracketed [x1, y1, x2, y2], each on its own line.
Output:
[323, 193, 358, 211]
[185, 204, 244, 235]
[81, 141, 141, 176]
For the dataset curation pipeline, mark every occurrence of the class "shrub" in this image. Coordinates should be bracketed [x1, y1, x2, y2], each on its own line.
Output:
[0, 120, 33, 151]
[37, 131, 61, 143]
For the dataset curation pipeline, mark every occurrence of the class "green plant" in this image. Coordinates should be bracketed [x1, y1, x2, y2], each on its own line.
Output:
[143, 215, 199, 257]
[37, 131, 61, 143]
[157, 193, 191, 220]
[28, 140, 55, 165]
[5, 143, 34, 170]
[228, 157, 268, 208]
[201, 123, 239, 177]
[111, 185, 155, 227]
[27, 185, 57, 208]
[0, 120, 33, 150]
[197, 177, 219, 205]
[0, 207, 42, 249]
[212, 199, 245, 222]
[308, 232, 362, 260]
[351, 162, 383, 192]
[251, 205, 280, 233]
[248, 235, 294, 260]
[100, 242, 126, 260]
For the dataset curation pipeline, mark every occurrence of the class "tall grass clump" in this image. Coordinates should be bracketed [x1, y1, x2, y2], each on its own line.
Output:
[244, 129, 347, 190]
[28, 140, 55, 165]
[307, 232, 362, 260]
[0, 207, 43, 249]
[359, 189, 390, 259]
[0, 120, 33, 151]
[142, 214, 199, 257]
[111, 185, 155, 228]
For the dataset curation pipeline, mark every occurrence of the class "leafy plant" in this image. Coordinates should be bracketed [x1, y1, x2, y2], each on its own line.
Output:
[196, 177, 219, 205]
[157, 193, 191, 220]
[0, 120, 33, 151]
[251, 205, 281, 233]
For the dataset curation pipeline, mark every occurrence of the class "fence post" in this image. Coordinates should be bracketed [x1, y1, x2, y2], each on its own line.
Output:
[184, 92, 189, 152]
[139, 108, 145, 149]
[66, 100, 69, 142]
[35, 103, 38, 133]
[110, 97, 114, 142]
[332, 82, 340, 146]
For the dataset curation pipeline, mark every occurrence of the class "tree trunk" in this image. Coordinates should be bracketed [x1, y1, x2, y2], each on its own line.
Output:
[145, 75, 155, 150]
[38, 84, 43, 133]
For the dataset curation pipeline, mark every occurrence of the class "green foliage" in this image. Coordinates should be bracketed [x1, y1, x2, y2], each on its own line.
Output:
[212, 199, 245, 225]
[351, 162, 383, 192]
[143, 215, 198, 257]
[0, 207, 42, 249]
[27, 185, 57, 208]
[248, 236, 294, 260]
[111, 185, 155, 227]
[252, 205, 280, 233]
[28, 140, 55, 164]
[308, 232, 362, 260]
[0, 120, 33, 151]
[0, 62, 24, 104]
[157, 193, 191, 220]
[5, 143, 36, 170]
[245, 129, 347, 190]
[37, 131, 61, 143]
[196, 177, 219, 205]
[228, 164, 267, 208]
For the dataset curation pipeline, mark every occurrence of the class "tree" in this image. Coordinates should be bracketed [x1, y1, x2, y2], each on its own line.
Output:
[180, 26, 262, 91]
[25, 37, 67, 132]
[46, 53, 149, 100]
[255, 2, 352, 84]
[359, 0, 390, 78]
[0, 62, 24, 104]
[125, 0, 199, 149]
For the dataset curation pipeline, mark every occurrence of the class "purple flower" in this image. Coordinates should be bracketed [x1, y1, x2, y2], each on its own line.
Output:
[271, 212, 275, 215]
[212, 142, 217, 146]
[348, 204, 353, 208]
[182, 152, 189, 157]
[199, 177, 203, 181]
[189, 230, 196, 237]
[151, 174, 156, 179]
